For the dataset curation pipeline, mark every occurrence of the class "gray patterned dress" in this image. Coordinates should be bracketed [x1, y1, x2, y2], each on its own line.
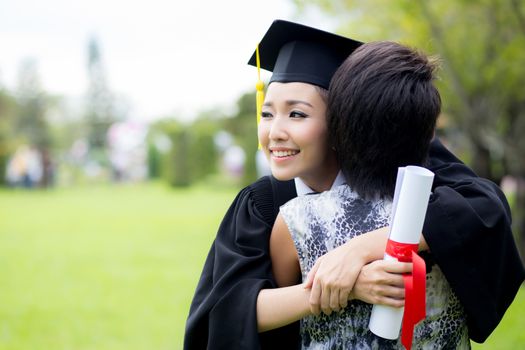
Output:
[280, 184, 470, 350]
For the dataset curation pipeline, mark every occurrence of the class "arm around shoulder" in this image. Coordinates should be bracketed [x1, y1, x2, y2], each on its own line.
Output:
[185, 178, 294, 349]
[256, 213, 308, 332]
[424, 142, 525, 342]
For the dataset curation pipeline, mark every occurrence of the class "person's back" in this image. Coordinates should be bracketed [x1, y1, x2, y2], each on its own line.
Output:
[280, 41, 469, 349]
[283, 185, 469, 349]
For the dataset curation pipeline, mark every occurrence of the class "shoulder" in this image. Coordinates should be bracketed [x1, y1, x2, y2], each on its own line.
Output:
[279, 185, 346, 229]
[241, 176, 296, 226]
[283, 185, 389, 222]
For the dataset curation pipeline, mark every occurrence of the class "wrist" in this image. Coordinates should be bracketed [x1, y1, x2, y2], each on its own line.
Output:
[351, 226, 389, 262]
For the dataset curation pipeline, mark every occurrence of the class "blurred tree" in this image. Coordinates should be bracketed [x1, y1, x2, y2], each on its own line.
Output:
[15, 59, 50, 148]
[150, 119, 191, 187]
[85, 36, 117, 153]
[223, 91, 258, 186]
[296, 0, 525, 261]
[14, 58, 53, 187]
[0, 88, 17, 185]
[189, 118, 219, 182]
[148, 115, 220, 187]
[147, 140, 162, 180]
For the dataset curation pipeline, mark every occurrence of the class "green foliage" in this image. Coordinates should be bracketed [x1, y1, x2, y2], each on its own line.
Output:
[147, 142, 161, 179]
[154, 119, 192, 187]
[0, 89, 18, 185]
[300, 0, 525, 265]
[0, 61, 56, 187]
[147, 91, 260, 189]
[85, 37, 119, 150]
[14, 58, 52, 150]
[301, 0, 525, 178]
[188, 119, 219, 182]
[148, 117, 219, 187]
[223, 91, 258, 186]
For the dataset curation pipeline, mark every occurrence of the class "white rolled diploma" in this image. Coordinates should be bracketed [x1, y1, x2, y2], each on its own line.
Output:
[368, 166, 434, 339]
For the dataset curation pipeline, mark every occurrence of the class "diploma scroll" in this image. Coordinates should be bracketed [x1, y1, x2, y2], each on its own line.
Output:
[368, 166, 434, 349]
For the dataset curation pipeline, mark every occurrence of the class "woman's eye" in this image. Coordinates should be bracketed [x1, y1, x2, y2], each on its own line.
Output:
[261, 111, 272, 119]
[290, 111, 307, 118]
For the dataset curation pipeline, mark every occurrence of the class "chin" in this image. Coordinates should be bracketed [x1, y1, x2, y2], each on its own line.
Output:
[270, 169, 296, 181]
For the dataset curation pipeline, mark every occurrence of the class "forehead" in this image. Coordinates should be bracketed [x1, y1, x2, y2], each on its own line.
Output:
[265, 82, 326, 107]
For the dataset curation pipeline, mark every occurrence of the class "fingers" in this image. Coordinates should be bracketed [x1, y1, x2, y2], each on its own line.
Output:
[310, 280, 347, 316]
[381, 285, 405, 300]
[329, 287, 340, 313]
[321, 283, 332, 315]
[366, 259, 412, 273]
[382, 260, 412, 274]
[304, 260, 321, 289]
[353, 281, 406, 306]
[309, 277, 322, 315]
[364, 260, 411, 284]
[353, 260, 412, 306]
[377, 295, 405, 308]
[390, 274, 405, 288]
[374, 284, 405, 307]
[339, 288, 350, 309]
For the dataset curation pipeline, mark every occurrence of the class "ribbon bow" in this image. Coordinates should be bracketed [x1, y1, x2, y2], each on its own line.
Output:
[385, 239, 426, 350]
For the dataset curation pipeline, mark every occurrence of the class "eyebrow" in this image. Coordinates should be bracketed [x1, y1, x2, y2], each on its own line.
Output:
[263, 100, 314, 108]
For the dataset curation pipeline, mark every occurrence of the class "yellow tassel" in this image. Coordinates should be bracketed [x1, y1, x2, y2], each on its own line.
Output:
[256, 44, 264, 149]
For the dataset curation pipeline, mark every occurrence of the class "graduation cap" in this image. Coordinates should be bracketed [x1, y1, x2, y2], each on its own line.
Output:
[248, 20, 363, 148]
[248, 19, 363, 89]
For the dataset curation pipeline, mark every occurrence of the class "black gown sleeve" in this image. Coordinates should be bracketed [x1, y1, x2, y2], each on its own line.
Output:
[184, 176, 299, 349]
[423, 138, 525, 343]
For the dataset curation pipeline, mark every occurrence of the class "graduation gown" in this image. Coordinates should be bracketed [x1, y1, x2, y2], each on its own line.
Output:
[184, 175, 299, 350]
[423, 140, 525, 343]
[184, 138, 525, 349]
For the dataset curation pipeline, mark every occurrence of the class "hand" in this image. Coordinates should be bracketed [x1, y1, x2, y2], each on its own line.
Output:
[351, 259, 412, 308]
[303, 227, 390, 316]
[305, 243, 364, 316]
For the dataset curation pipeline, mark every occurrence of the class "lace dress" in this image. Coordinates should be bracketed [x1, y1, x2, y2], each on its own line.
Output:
[280, 184, 470, 350]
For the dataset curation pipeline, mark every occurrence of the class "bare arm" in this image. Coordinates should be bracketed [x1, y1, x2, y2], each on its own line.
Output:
[304, 226, 389, 314]
[256, 213, 308, 332]
[258, 218, 423, 330]
[269, 214, 301, 287]
[257, 285, 311, 332]
[350, 259, 411, 307]
[304, 227, 429, 314]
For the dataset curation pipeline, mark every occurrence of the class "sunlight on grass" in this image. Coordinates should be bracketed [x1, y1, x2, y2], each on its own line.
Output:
[0, 182, 523, 349]
[471, 286, 525, 349]
[0, 182, 235, 350]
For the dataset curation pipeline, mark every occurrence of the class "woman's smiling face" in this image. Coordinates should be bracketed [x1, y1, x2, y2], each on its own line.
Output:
[258, 82, 338, 192]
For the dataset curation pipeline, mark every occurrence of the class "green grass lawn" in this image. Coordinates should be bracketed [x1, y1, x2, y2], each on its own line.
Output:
[0, 182, 235, 350]
[0, 182, 523, 349]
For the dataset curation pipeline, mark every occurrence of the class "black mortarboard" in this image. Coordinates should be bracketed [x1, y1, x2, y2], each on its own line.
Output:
[248, 19, 363, 89]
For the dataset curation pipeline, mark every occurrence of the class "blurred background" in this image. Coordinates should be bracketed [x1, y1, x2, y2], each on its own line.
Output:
[0, 0, 524, 349]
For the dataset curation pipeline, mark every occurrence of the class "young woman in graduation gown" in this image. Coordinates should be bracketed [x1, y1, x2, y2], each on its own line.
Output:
[183, 20, 525, 350]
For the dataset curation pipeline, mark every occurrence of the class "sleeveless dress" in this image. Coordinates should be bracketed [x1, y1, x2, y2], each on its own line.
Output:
[280, 184, 470, 350]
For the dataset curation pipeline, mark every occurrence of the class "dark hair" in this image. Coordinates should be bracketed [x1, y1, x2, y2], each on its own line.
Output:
[328, 41, 440, 200]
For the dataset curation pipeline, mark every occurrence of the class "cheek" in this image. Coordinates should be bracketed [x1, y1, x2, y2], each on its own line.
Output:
[258, 124, 269, 145]
[300, 125, 329, 151]
[303, 132, 331, 165]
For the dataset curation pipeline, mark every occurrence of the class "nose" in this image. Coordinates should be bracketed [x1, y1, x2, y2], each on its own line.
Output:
[268, 116, 288, 141]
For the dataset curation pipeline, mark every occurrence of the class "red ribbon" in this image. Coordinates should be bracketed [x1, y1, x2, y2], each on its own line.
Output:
[385, 239, 426, 350]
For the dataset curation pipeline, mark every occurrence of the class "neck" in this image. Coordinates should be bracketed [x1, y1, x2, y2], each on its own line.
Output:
[301, 168, 339, 193]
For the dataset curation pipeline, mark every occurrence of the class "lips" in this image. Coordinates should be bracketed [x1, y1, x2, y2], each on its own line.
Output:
[271, 149, 299, 157]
